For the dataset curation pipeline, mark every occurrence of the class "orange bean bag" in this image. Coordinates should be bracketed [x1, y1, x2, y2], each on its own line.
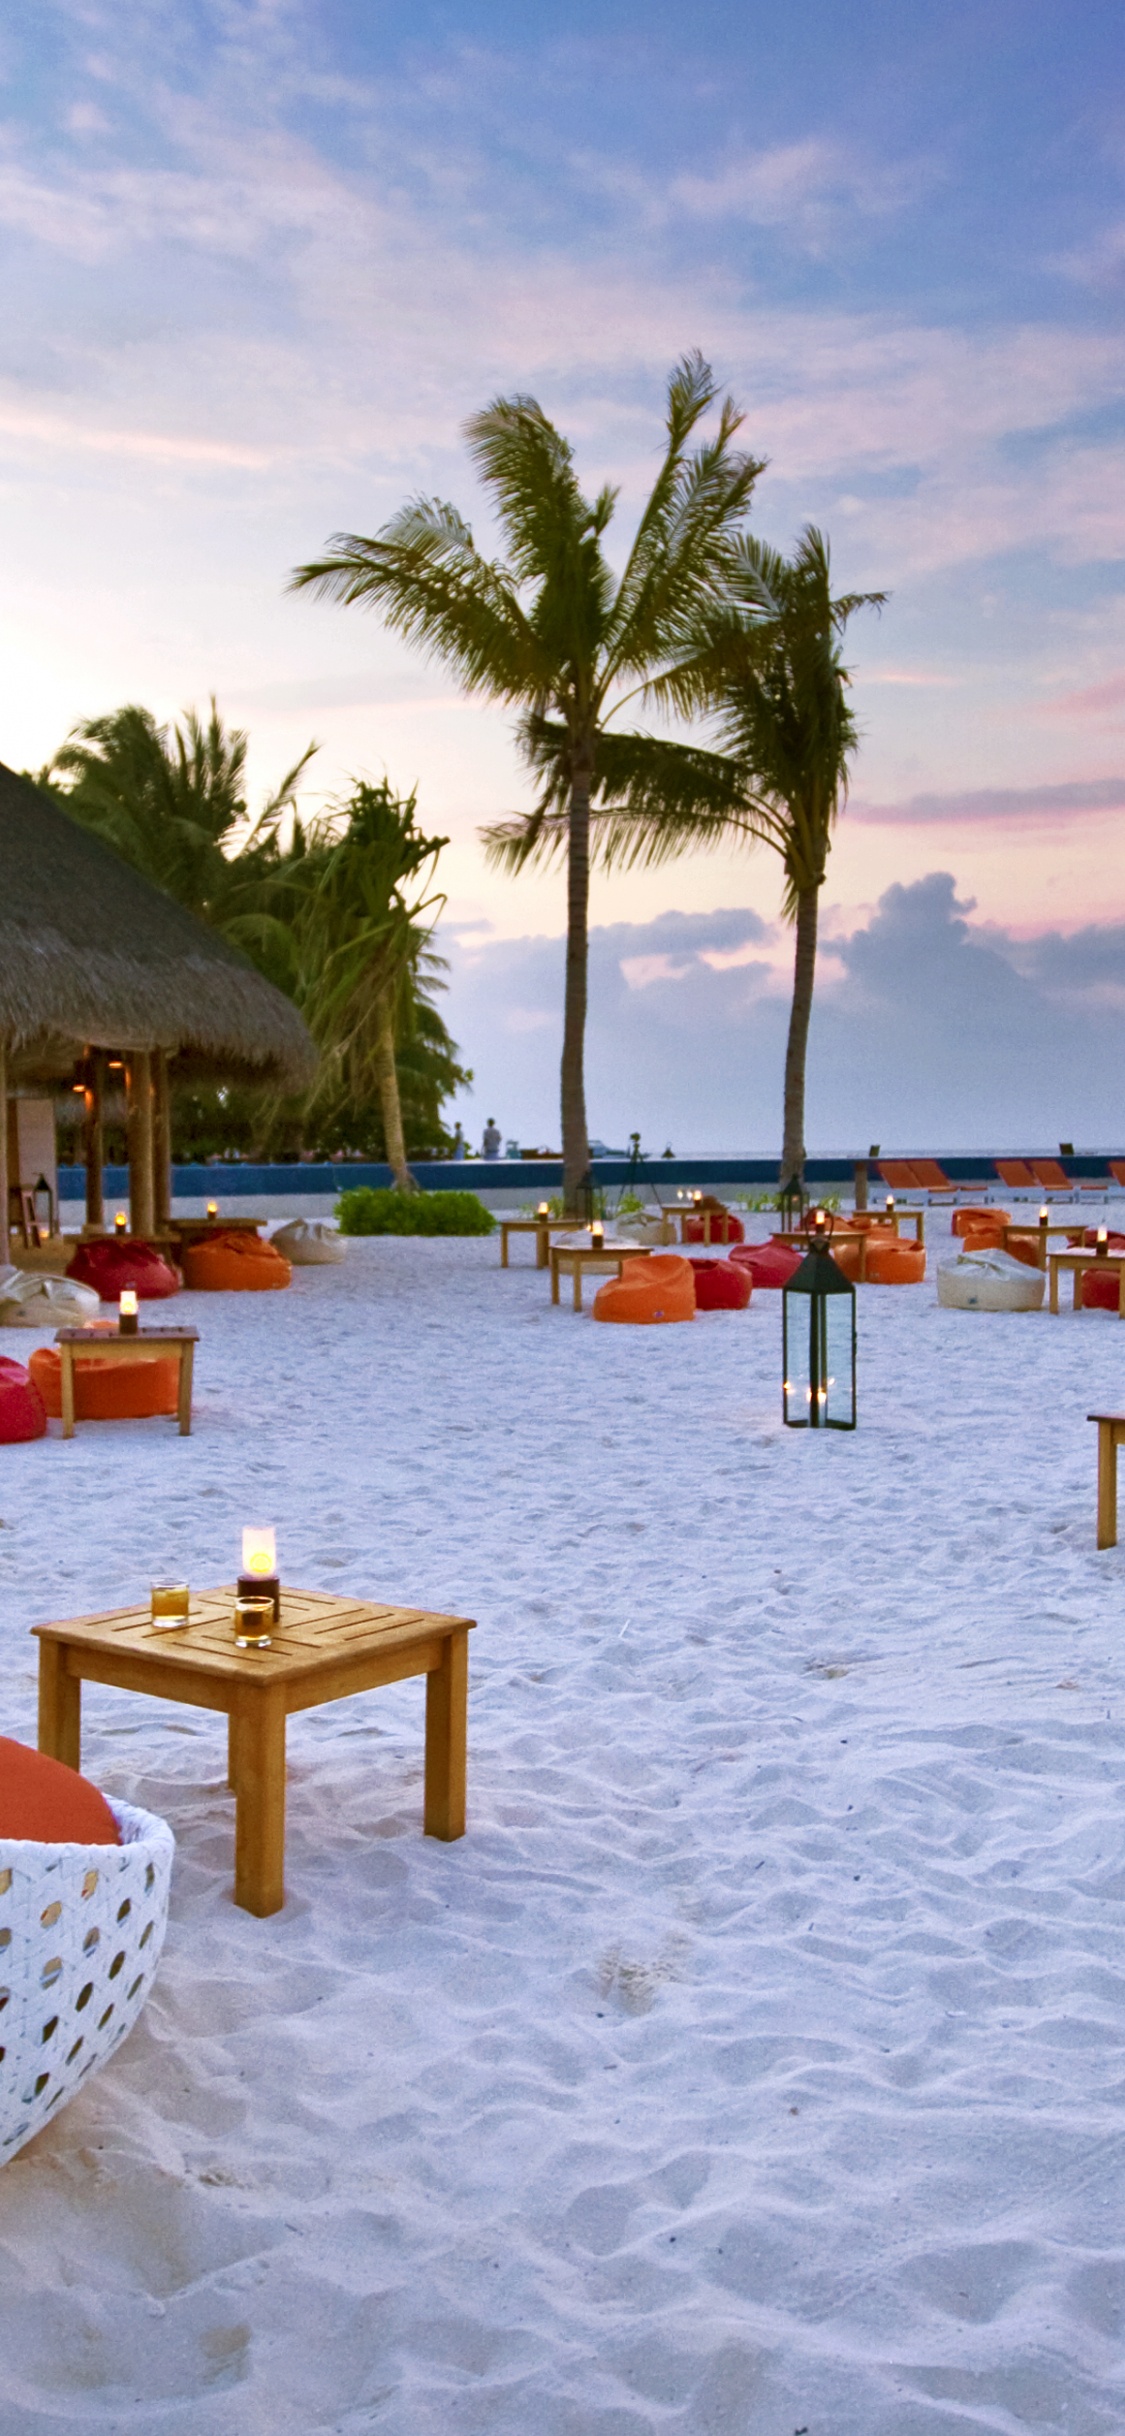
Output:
[730, 1238, 804, 1289]
[593, 1254, 695, 1325]
[29, 1346, 180, 1421]
[181, 1230, 291, 1291]
[953, 1207, 1009, 1237]
[0, 1356, 47, 1443]
[830, 1224, 897, 1282]
[66, 1238, 180, 1302]
[864, 1239, 927, 1285]
[688, 1259, 752, 1310]
[1002, 1232, 1044, 1269]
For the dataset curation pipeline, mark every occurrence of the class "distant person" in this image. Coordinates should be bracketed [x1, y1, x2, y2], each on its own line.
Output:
[482, 1117, 502, 1159]
[450, 1123, 466, 1161]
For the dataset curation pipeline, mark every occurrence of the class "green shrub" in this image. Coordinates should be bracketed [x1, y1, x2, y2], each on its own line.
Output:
[335, 1186, 496, 1236]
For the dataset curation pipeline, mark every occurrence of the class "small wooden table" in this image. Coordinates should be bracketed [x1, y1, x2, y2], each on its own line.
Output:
[166, 1216, 263, 1253]
[1088, 1413, 1125, 1547]
[550, 1242, 653, 1310]
[34, 1586, 474, 1916]
[498, 1215, 563, 1269]
[1048, 1251, 1125, 1315]
[54, 1325, 199, 1439]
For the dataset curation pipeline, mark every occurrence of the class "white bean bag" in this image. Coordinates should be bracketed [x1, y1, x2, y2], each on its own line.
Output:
[937, 1248, 1046, 1312]
[614, 1213, 665, 1244]
[1, 1797, 174, 2166]
[269, 1220, 346, 1267]
[0, 1268, 101, 1329]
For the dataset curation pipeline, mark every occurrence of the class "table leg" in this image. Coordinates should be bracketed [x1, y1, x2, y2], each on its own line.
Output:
[230, 1686, 287, 1916]
[1049, 1261, 1059, 1313]
[38, 1642, 81, 1770]
[500, 1227, 509, 1269]
[1097, 1421, 1118, 1549]
[1074, 1267, 1082, 1311]
[573, 1262, 582, 1311]
[536, 1224, 548, 1269]
[424, 1627, 468, 1840]
[60, 1344, 75, 1440]
[177, 1340, 195, 1434]
[550, 1253, 560, 1306]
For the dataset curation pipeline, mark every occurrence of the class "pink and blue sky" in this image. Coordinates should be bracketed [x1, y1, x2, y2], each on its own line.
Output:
[3, 2, 1124, 1148]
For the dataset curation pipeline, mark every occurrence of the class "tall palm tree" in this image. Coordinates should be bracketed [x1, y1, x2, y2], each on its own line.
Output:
[290, 352, 763, 1210]
[527, 528, 885, 1192]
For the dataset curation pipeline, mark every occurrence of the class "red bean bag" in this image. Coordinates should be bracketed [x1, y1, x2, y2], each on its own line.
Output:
[864, 1239, 927, 1284]
[0, 1356, 47, 1443]
[1082, 1265, 1125, 1312]
[0, 1736, 119, 1843]
[30, 1346, 180, 1421]
[953, 1207, 1010, 1237]
[67, 1238, 180, 1303]
[730, 1238, 804, 1289]
[683, 1209, 745, 1245]
[593, 1254, 695, 1325]
[688, 1258, 752, 1310]
[181, 1231, 291, 1291]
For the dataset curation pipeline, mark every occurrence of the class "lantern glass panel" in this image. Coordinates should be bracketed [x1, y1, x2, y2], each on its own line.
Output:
[782, 1249, 856, 1430]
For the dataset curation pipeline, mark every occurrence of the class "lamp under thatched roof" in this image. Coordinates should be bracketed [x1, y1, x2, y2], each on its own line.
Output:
[0, 759, 317, 1243]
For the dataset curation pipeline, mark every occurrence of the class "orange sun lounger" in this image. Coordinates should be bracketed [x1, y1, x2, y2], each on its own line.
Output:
[876, 1161, 921, 1192]
[995, 1160, 1036, 1189]
[1030, 1159, 1072, 1197]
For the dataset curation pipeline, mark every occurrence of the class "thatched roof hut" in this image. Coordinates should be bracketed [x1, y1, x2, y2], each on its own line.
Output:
[0, 759, 317, 1241]
[0, 759, 314, 1090]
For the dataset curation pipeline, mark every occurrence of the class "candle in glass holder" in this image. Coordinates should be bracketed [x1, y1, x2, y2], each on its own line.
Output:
[1097, 1226, 1109, 1256]
[591, 1220, 604, 1248]
[206, 1199, 218, 1221]
[150, 1582, 190, 1629]
[114, 1211, 128, 1237]
[238, 1526, 279, 1622]
[885, 1194, 896, 1216]
[537, 1201, 549, 1218]
[1039, 1205, 1049, 1228]
[118, 1287, 139, 1335]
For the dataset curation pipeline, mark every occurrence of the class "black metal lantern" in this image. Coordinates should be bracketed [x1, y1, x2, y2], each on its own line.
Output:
[782, 1210, 856, 1430]
[778, 1175, 807, 1234]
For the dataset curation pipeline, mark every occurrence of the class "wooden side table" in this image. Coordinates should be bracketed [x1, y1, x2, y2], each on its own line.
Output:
[1088, 1413, 1125, 1547]
[549, 1243, 653, 1311]
[34, 1587, 474, 1916]
[1048, 1252, 1125, 1315]
[498, 1216, 551, 1268]
[53, 1326, 199, 1438]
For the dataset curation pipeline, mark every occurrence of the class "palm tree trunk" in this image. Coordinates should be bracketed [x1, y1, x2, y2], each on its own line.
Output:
[781, 882, 819, 1190]
[374, 996, 414, 1193]
[561, 758, 592, 1215]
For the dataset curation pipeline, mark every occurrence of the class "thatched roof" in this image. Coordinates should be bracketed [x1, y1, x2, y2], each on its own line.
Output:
[0, 760, 316, 1090]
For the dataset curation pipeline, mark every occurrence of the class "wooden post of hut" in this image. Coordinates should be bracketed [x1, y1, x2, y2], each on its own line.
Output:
[125, 1050, 155, 1240]
[152, 1048, 172, 1233]
[83, 1050, 106, 1235]
[0, 1037, 8, 1258]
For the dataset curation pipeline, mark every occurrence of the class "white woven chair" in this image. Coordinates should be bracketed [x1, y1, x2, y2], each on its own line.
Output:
[0, 1797, 174, 2166]
[269, 1220, 346, 1267]
[0, 1269, 101, 1328]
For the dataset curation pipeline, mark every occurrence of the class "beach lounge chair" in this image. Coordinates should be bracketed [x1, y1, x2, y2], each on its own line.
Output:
[1108, 1162, 1125, 1192]
[909, 1160, 959, 1201]
[995, 1160, 1036, 1191]
[875, 1161, 921, 1195]
[1030, 1159, 1072, 1199]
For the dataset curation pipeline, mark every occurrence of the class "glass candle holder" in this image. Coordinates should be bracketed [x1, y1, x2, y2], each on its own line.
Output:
[119, 1288, 139, 1336]
[239, 1526, 279, 1622]
[150, 1582, 190, 1629]
[233, 1596, 272, 1650]
[114, 1212, 128, 1237]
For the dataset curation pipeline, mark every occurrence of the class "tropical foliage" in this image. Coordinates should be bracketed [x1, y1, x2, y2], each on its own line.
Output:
[335, 1187, 494, 1236]
[43, 706, 468, 1167]
[291, 350, 763, 1209]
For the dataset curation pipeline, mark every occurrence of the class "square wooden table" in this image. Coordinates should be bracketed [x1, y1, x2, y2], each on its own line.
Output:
[34, 1586, 474, 1916]
[549, 1241, 653, 1310]
[497, 1215, 581, 1269]
[1048, 1251, 1125, 1314]
[54, 1325, 199, 1439]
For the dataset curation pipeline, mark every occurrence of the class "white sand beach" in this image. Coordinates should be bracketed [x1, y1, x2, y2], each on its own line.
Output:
[1, 1223, 1124, 2433]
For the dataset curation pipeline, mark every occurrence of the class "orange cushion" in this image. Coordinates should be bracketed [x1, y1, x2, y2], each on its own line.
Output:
[0, 1736, 119, 1844]
[864, 1240, 927, 1284]
[29, 1346, 180, 1420]
[182, 1233, 291, 1291]
[953, 1207, 1009, 1237]
[593, 1254, 695, 1325]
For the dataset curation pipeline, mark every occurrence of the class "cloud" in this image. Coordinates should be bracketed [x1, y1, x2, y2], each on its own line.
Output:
[667, 138, 935, 241]
[1041, 674, 1125, 723]
[441, 878, 1125, 1152]
[850, 777, 1125, 827]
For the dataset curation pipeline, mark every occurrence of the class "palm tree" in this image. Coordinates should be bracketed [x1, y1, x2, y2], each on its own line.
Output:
[527, 528, 885, 1193]
[46, 700, 316, 936]
[290, 352, 763, 1210]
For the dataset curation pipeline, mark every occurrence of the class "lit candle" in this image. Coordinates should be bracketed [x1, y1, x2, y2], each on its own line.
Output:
[242, 1526, 276, 1578]
[1039, 1205, 1049, 1227]
[114, 1211, 128, 1236]
[118, 1287, 138, 1335]
[206, 1199, 218, 1221]
[537, 1201, 549, 1218]
[1097, 1226, 1108, 1255]
[885, 1194, 895, 1215]
[591, 1219, 604, 1247]
[238, 1526, 280, 1624]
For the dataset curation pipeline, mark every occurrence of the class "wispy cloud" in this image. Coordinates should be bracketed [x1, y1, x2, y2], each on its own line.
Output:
[851, 777, 1125, 827]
